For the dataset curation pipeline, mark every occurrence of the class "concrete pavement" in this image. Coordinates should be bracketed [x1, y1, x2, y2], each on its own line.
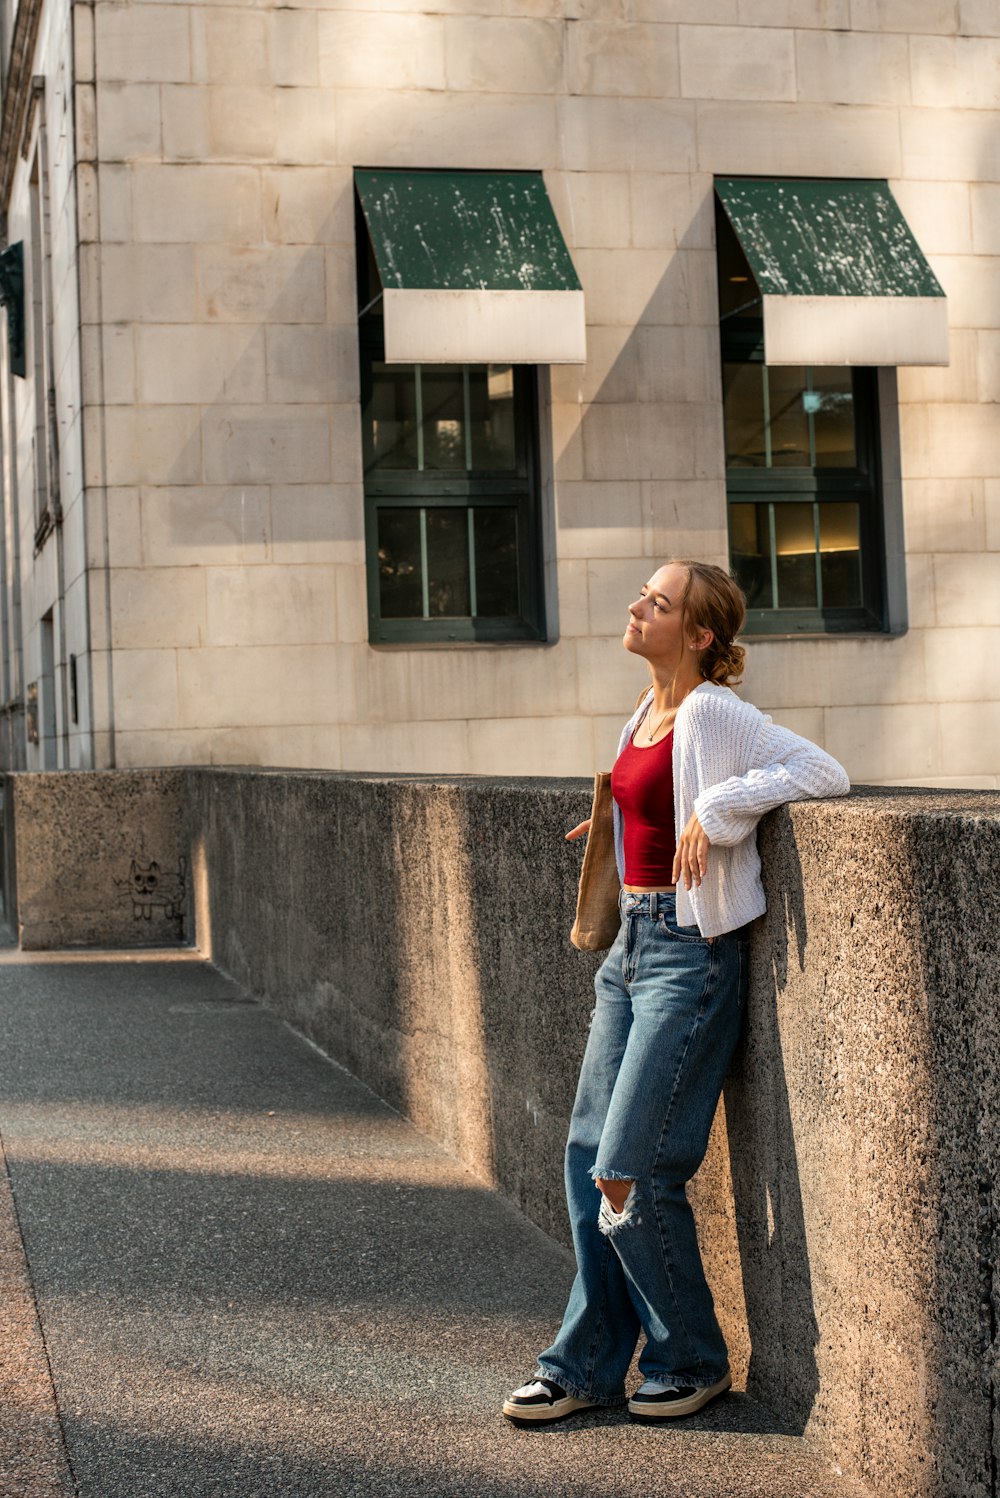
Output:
[0, 952, 869, 1498]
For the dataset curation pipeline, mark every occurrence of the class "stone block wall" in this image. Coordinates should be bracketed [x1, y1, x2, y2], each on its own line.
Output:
[79, 0, 364, 775]
[11, 0, 989, 784]
[1, 0, 91, 769]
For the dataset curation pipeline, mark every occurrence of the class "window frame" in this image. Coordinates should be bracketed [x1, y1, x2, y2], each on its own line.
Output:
[358, 321, 548, 647]
[723, 353, 888, 634]
[717, 197, 891, 637]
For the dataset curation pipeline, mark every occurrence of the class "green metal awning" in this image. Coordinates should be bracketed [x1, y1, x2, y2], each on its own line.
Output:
[355, 169, 586, 365]
[715, 178, 948, 366]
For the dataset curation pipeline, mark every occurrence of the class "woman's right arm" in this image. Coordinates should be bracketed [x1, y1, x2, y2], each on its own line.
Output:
[694, 718, 849, 848]
[566, 818, 592, 842]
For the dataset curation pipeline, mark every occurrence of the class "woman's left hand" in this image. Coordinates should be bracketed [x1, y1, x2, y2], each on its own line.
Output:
[672, 811, 710, 890]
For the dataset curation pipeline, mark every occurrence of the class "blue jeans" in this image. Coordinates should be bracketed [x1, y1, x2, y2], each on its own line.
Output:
[536, 890, 748, 1405]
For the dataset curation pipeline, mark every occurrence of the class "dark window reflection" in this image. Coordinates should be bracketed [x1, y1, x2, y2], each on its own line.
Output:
[426, 508, 470, 616]
[809, 371, 855, 467]
[473, 508, 519, 617]
[723, 363, 766, 467]
[723, 364, 857, 472]
[368, 365, 419, 469]
[724, 349, 870, 616]
[378, 509, 422, 617]
[732, 499, 864, 612]
[421, 367, 466, 471]
[376, 505, 522, 620]
[729, 502, 773, 609]
[774, 503, 818, 608]
[820, 501, 862, 606]
[367, 363, 519, 474]
[471, 367, 517, 470]
[768, 366, 810, 468]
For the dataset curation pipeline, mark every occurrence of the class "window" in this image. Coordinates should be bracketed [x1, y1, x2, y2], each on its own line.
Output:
[357, 214, 547, 644]
[717, 199, 887, 634]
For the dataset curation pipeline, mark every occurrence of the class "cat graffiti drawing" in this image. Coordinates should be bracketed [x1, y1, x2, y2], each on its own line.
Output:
[127, 856, 187, 923]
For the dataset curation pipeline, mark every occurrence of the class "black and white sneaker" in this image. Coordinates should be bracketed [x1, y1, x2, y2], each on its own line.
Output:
[502, 1377, 598, 1426]
[628, 1370, 731, 1422]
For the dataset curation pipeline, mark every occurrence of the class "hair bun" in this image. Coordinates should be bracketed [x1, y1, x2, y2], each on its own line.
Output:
[704, 637, 746, 687]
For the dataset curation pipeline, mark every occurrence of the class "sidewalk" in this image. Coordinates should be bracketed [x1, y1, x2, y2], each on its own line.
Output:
[0, 952, 869, 1498]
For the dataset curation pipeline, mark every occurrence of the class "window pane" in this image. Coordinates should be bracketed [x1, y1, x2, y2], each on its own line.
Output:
[725, 365, 859, 473]
[820, 501, 862, 607]
[378, 509, 423, 617]
[469, 366, 517, 470]
[808, 369, 856, 467]
[729, 502, 773, 609]
[768, 366, 810, 467]
[723, 363, 767, 467]
[367, 365, 419, 470]
[367, 363, 521, 475]
[473, 507, 519, 617]
[426, 508, 471, 616]
[422, 366, 467, 471]
[774, 503, 818, 608]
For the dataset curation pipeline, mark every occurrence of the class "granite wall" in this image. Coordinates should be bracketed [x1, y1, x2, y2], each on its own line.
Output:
[6, 765, 1000, 1498]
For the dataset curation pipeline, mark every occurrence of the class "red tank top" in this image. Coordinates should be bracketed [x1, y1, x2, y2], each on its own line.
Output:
[611, 728, 676, 888]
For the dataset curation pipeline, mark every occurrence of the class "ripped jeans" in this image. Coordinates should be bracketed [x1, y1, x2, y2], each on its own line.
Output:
[536, 890, 748, 1404]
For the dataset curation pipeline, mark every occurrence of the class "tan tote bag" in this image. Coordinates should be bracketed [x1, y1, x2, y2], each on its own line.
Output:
[570, 689, 651, 953]
[569, 771, 621, 952]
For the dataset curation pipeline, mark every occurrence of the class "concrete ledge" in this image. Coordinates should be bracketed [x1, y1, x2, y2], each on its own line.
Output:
[4, 770, 189, 949]
[5, 765, 1000, 1498]
[185, 769, 1000, 1498]
[748, 787, 1000, 1498]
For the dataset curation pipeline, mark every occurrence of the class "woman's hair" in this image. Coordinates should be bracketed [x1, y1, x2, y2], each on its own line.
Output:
[668, 559, 747, 687]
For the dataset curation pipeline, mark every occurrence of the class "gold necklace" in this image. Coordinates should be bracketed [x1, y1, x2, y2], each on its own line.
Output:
[643, 677, 707, 742]
[644, 706, 672, 742]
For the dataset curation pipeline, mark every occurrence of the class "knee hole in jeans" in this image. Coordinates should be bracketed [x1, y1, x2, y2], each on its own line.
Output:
[594, 1174, 639, 1235]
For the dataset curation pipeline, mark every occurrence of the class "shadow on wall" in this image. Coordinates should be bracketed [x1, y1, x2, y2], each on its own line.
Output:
[728, 812, 819, 1432]
[910, 806, 1000, 1498]
[552, 187, 728, 574]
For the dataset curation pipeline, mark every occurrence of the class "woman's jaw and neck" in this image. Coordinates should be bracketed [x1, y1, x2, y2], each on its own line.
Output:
[623, 562, 714, 717]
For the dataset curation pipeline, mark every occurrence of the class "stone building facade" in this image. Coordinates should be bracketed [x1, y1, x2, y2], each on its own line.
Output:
[0, 0, 997, 783]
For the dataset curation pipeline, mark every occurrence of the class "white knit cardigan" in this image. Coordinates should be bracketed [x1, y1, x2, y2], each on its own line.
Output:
[613, 682, 850, 938]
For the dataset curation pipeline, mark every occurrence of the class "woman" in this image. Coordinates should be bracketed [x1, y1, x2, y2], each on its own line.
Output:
[503, 559, 849, 1427]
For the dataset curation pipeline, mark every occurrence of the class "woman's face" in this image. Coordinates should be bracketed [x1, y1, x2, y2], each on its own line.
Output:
[623, 563, 703, 665]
